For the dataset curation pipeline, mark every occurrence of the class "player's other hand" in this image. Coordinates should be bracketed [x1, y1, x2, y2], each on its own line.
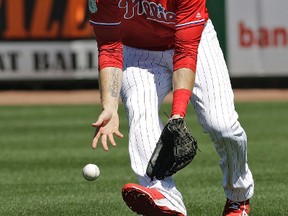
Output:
[91, 110, 123, 151]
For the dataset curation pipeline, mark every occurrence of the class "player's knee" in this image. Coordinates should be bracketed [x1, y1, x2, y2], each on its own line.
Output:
[204, 119, 246, 145]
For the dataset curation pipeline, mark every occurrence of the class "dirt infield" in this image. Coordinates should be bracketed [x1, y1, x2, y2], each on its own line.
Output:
[0, 89, 288, 105]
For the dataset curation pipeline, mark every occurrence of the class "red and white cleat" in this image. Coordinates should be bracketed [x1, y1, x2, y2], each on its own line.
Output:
[122, 183, 185, 216]
[222, 199, 250, 216]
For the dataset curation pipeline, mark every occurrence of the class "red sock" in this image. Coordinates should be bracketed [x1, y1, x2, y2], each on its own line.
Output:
[171, 89, 192, 118]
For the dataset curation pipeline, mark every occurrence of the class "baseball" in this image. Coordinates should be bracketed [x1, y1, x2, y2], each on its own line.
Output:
[82, 163, 100, 181]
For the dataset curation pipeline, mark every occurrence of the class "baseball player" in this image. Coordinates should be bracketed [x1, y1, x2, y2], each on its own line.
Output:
[89, 0, 254, 215]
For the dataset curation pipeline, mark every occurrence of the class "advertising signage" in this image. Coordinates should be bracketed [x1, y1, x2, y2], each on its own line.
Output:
[0, 0, 99, 81]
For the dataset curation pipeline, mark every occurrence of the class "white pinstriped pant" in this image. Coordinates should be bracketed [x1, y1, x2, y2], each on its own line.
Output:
[120, 20, 254, 212]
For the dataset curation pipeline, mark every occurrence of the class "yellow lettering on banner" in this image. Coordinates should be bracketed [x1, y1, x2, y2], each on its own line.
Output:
[62, 0, 94, 38]
[30, 0, 59, 38]
[3, 0, 27, 38]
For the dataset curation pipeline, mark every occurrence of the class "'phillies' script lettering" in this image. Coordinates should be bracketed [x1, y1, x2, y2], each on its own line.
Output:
[118, 0, 175, 24]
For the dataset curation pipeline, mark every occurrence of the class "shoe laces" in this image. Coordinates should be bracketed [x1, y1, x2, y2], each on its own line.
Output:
[226, 200, 249, 216]
[228, 201, 241, 210]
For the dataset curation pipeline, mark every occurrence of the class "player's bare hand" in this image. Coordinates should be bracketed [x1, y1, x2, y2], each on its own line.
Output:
[91, 110, 123, 151]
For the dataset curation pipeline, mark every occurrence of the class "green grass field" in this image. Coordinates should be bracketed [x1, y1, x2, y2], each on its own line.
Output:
[0, 102, 287, 216]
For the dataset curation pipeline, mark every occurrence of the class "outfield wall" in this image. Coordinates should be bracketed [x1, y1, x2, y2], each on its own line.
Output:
[0, 0, 99, 81]
[226, 0, 288, 77]
[0, 0, 287, 88]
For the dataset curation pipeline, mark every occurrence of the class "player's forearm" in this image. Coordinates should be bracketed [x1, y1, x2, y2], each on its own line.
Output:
[171, 68, 195, 118]
[98, 67, 123, 111]
[173, 68, 195, 91]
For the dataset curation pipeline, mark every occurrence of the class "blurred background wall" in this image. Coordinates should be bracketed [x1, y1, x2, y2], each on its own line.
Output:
[0, 0, 288, 89]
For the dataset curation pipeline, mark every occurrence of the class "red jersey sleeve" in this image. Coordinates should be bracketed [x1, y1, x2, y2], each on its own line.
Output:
[89, 0, 123, 70]
[173, 0, 208, 72]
